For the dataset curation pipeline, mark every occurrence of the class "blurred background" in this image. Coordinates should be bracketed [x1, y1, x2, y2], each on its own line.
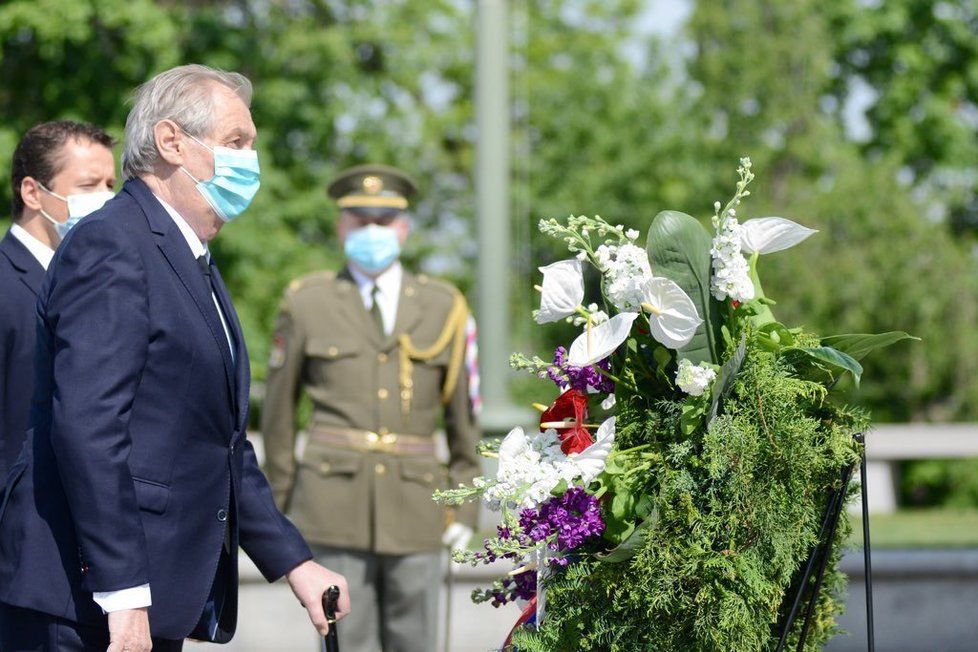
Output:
[2, 0, 978, 649]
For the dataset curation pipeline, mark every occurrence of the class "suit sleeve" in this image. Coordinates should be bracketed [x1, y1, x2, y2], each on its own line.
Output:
[44, 220, 151, 592]
[260, 292, 306, 511]
[443, 312, 482, 530]
[237, 438, 312, 582]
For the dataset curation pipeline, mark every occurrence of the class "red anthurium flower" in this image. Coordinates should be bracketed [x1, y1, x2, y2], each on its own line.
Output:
[539, 388, 594, 454]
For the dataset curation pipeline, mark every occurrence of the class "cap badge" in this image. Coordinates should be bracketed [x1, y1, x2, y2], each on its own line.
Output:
[362, 175, 384, 195]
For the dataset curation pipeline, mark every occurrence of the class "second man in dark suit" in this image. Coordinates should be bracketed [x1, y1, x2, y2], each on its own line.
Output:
[0, 120, 115, 480]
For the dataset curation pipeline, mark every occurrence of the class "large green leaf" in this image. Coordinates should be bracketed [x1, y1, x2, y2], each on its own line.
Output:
[820, 332, 919, 361]
[783, 346, 864, 387]
[709, 335, 747, 423]
[597, 507, 659, 564]
[646, 210, 723, 365]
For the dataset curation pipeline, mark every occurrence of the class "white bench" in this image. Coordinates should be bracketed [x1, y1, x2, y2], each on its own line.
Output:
[863, 424, 978, 513]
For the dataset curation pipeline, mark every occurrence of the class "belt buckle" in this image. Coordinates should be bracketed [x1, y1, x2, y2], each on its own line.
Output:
[364, 431, 382, 451]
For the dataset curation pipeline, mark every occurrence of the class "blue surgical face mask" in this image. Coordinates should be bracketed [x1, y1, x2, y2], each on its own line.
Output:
[39, 184, 115, 241]
[180, 133, 260, 222]
[344, 224, 401, 274]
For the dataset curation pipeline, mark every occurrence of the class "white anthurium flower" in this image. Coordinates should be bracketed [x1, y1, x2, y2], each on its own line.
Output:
[740, 217, 818, 254]
[536, 259, 585, 324]
[567, 312, 638, 366]
[560, 416, 615, 485]
[639, 276, 703, 350]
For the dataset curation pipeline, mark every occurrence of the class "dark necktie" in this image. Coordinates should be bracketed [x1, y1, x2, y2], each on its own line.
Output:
[197, 254, 215, 293]
[370, 284, 385, 335]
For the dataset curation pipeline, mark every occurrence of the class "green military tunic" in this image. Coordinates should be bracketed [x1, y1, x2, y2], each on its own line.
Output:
[261, 267, 481, 555]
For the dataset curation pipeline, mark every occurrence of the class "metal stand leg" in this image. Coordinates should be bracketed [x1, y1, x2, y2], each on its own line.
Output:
[775, 463, 855, 652]
[857, 433, 875, 652]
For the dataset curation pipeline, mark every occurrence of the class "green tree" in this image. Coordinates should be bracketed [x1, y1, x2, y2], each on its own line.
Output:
[686, 0, 978, 421]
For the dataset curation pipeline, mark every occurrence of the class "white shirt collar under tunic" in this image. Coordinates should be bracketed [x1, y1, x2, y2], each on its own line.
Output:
[349, 261, 402, 336]
[10, 223, 55, 270]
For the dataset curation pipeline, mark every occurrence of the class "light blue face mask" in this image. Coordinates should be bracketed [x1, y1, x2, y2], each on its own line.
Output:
[39, 185, 115, 241]
[181, 133, 260, 222]
[344, 224, 401, 274]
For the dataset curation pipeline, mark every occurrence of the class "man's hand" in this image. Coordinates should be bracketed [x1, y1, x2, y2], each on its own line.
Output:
[286, 560, 350, 636]
[442, 522, 474, 551]
[106, 607, 151, 652]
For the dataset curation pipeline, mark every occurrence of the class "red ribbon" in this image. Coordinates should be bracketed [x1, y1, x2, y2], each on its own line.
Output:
[502, 595, 538, 649]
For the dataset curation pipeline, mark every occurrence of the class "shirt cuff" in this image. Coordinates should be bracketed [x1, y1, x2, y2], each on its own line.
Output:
[92, 584, 152, 613]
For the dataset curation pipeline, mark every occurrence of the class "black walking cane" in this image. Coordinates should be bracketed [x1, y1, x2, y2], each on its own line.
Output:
[322, 585, 341, 652]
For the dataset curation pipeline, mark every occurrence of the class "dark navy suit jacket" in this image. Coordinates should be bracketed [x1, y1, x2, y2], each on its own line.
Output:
[0, 178, 312, 640]
[0, 229, 45, 480]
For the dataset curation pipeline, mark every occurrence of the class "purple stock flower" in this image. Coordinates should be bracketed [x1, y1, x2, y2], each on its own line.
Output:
[519, 487, 605, 554]
[547, 346, 615, 394]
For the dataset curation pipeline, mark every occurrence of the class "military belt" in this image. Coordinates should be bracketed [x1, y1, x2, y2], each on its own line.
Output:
[308, 426, 436, 456]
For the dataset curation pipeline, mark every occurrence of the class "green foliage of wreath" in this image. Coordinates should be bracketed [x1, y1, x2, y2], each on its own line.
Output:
[511, 336, 867, 651]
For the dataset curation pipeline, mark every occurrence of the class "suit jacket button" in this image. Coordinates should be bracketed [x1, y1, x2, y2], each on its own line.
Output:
[217, 508, 229, 522]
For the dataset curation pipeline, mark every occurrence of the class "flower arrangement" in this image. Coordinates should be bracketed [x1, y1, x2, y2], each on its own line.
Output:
[435, 158, 914, 651]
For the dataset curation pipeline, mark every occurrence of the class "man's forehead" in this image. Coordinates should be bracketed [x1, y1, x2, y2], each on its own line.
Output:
[207, 83, 257, 139]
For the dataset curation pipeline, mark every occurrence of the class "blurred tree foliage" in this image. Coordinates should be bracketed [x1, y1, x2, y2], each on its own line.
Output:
[1, 0, 976, 433]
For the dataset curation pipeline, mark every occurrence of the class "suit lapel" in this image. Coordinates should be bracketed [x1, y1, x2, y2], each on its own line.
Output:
[123, 179, 237, 409]
[337, 267, 388, 349]
[0, 230, 46, 297]
[210, 264, 250, 433]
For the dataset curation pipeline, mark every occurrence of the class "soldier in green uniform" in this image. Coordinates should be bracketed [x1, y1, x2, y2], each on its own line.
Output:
[262, 165, 481, 652]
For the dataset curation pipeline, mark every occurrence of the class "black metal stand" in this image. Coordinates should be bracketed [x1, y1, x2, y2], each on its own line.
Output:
[774, 432, 875, 652]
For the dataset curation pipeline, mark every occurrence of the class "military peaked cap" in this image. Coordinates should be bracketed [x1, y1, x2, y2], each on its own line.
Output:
[327, 164, 418, 213]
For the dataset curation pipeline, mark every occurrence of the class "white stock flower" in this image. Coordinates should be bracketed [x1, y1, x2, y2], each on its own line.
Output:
[710, 216, 755, 302]
[740, 217, 818, 254]
[536, 259, 585, 324]
[625, 228, 640, 241]
[571, 303, 609, 327]
[567, 312, 639, 366]
[600, 393, 616, 410]
[675, 359, 717, 397]
[558, 417, 615, 485]
[639, 276, 702, 350]
[484, 426, 569, 510]
[595, 243, 654, 312]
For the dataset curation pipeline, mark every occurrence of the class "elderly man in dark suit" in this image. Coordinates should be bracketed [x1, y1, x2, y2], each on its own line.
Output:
[0, 64, 349, 652]
[0, 120, 115, 480]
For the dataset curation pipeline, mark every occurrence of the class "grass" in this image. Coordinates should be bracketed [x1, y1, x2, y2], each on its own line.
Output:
[848, 508, 978, 549]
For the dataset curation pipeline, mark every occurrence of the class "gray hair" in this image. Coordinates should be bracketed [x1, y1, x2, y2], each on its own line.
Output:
[121, 64, 253, 179]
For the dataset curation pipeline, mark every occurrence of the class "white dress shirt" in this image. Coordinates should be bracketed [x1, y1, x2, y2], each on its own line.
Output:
[349, 262, 402, 335]
[9, 223, 55, 270]
[92, 196, 237, 613]
[155, 196, 235, 360]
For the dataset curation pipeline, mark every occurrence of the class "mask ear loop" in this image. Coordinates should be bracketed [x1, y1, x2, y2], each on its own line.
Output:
[35, 182, 68, 230]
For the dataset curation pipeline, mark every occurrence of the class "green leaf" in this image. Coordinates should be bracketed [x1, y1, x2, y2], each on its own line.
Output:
[709, 335, 747, 422]
[819, 332, 919, 361]
[784, 346, 864, 387]
[597, 508, 659, 563]
[646, 210, 723, 365]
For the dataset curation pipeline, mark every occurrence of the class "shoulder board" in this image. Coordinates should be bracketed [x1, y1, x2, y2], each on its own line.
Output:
[416, 273, 462, 298]
[286, 270, 337, 295]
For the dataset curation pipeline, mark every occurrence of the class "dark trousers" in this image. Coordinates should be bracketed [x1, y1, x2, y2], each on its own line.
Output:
[0, 602, 183, 652]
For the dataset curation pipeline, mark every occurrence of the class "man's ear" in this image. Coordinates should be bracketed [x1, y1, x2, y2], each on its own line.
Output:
[395, 214, 411, 245]
[154, 119, 185, 167]
[20, 176, 44, 212]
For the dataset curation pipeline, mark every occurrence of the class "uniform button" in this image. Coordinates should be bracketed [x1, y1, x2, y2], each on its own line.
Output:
[377, 353, 388, 363]
[327, 346, 339, 356]
[217, 509, 228, 522]
[423, 472, 435, 484]
[377, 388, 389, 400]
[374, 463, 387, 475]
[319, 462, 331, 473]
